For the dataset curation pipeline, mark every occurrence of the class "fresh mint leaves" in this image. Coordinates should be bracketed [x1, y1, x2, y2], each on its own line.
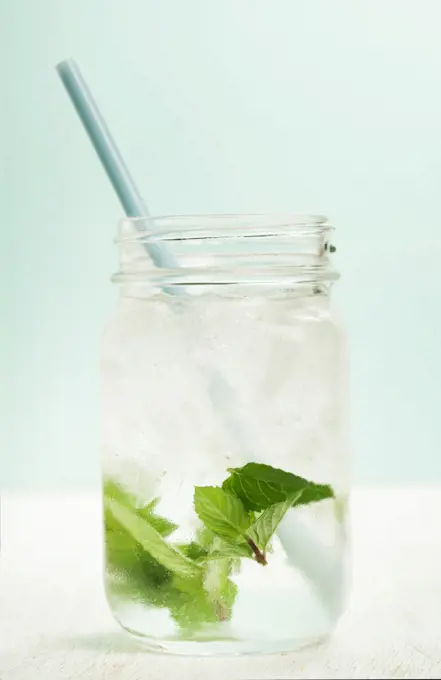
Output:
[104, 464, 335, 631]
[193, 487, 304, 566]
[222, 462, 334, 511]
[201, 543, 253, 560]
[138, 500, 178, 537]
[193, 486, 251, 543]
[104, 481, 239, 630]
[106, 498, 201, 578]
[247, 494, 301, 552]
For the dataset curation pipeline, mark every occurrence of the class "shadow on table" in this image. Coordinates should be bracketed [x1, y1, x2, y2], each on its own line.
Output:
[57, 631, 143, 654]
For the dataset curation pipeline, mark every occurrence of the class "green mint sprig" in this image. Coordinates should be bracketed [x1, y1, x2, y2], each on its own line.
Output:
[222, 463, 334, 511]
[193, 485, 303, 565]
[104, 464, 335, 631]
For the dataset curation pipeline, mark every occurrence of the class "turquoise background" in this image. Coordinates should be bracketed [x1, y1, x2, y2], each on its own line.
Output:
[2, 0, 440, 488]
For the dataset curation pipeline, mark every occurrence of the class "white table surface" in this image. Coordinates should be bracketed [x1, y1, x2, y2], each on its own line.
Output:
[0, 488, 440, 680]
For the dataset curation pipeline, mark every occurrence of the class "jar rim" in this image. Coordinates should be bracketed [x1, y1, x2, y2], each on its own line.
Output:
[114, 213, 338, 290]
[117, 213, 330, 242]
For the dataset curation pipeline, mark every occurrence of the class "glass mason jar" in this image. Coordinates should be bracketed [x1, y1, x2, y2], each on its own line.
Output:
[101, 214, 350, 656]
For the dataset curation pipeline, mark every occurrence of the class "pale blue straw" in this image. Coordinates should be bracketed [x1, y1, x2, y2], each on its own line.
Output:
[56, 58, 176, 272]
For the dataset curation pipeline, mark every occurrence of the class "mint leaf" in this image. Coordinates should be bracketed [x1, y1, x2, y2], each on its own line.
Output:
[174, 542, 209, 561]
[105, 520, 171, 586]
[203, 551, 238, 621]
[103, 478, 137, 508]
[106, 498, 201, 578]
[104, 480, 178, 538]
[168, 588, 219, 630]
[177, 535, 252, 563]
[201, 543, 253, 560]
[247, 493, 301, 551]
[142, 497, 159, 513]
[104, 479, 174, 586]
[104, 494, 150, 576]
[223, 463, 334, 511]
[104, 504, 173, 603]
[138, 500, 178, 538]
[216, 578, 237, 615]
[172, 545, 239, 626]
[169, 571, 237, 629]
[126, 574, 217, 626]
[104, 480, 178, 584]
[194, 486, 250, 543]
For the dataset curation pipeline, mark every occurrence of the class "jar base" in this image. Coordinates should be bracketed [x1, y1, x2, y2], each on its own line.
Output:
[123, 625, 331, 657]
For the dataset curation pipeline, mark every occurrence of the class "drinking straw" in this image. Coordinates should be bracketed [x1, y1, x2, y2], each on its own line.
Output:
[56, 58, 339, 613]
[56, 58, 175, 271]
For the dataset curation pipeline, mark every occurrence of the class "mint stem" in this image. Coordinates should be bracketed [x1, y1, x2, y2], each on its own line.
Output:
[247, 538, 267, 566]
[215, 602, 229, 621]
